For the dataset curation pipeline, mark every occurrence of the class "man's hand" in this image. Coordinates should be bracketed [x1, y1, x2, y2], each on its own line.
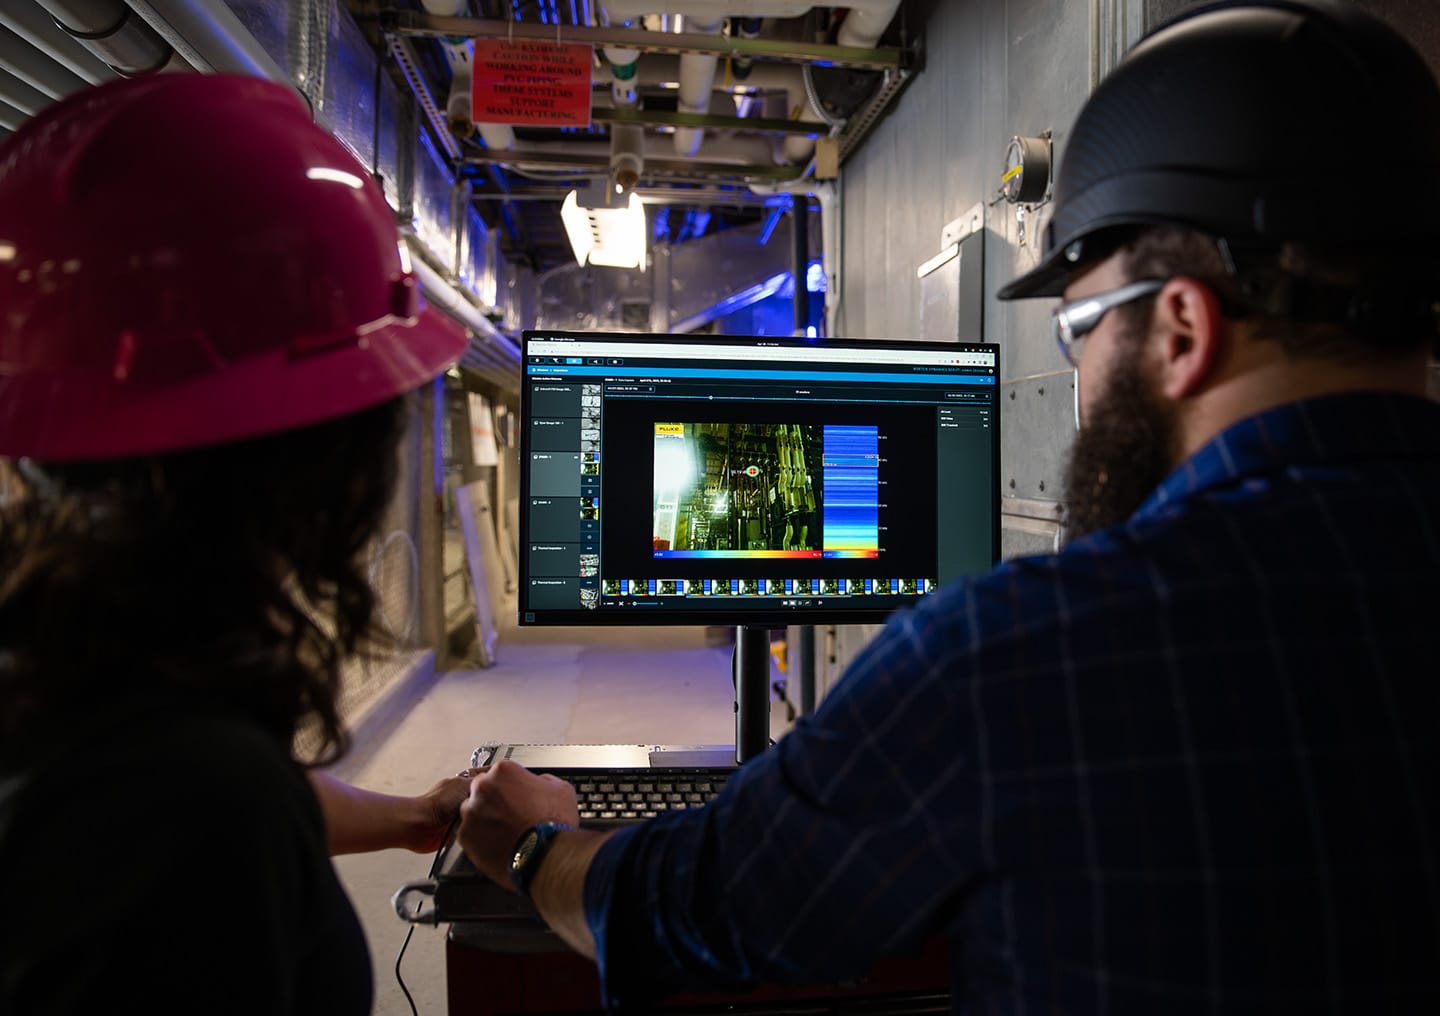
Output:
[457, 759, 581, 888]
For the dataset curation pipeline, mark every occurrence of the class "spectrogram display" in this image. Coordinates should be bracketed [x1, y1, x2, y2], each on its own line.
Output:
[822, 425, 879, 554]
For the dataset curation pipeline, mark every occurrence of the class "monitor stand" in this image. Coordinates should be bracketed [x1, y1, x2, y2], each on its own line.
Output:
[733, 625, 776, 764]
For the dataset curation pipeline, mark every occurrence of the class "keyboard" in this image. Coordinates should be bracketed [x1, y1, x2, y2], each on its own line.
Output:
[407, 759, 738, 922]
[540, 767, 734, 827]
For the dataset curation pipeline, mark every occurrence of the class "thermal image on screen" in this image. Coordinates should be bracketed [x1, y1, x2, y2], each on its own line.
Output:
[651, 423, 879, 559]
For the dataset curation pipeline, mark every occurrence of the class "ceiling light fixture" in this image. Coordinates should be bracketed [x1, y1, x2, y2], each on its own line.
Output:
[561, 189, 647, 270]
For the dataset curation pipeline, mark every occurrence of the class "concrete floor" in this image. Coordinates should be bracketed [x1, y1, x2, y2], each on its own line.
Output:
[328, 620, 747, 1016]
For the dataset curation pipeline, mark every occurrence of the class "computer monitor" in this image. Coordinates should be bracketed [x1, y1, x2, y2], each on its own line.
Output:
[518, 330, 1000, 628]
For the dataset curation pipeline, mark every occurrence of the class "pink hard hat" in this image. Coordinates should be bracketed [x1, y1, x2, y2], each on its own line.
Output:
[0, 73, 469, 461]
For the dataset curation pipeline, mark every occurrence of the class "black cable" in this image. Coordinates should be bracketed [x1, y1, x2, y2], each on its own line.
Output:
[396, 830, 454, 1016]
[395, 919, 420, 1016]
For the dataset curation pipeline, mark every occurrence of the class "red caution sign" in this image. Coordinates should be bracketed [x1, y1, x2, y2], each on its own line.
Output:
[471, 39, 593, 127]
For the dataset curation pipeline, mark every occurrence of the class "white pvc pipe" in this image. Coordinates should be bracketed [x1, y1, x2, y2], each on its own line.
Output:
[660, 131, 774, 163]
[501, 132, 777, 165]
[600, 1, 898, 31]
[674, 15, 723, 156]
[604, 46, 641, 108]
[748, 176, 839, 335]
[477, 122, 517, 151]
[594, 58, 824, 127]
[610, 122, 645, 188]
[407, 237, 521, 362]
[603, 43, 643, 185]
[590, 47, 831, 165]
[420, 0, 518, 151]
[590, 45, 846, 164]
[602, 1, 812, 17]
[836, 0, 902, 48]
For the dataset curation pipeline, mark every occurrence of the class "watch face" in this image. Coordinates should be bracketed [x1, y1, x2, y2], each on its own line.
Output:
[512, 829, 540, 873]
[509, 821, 573, 896]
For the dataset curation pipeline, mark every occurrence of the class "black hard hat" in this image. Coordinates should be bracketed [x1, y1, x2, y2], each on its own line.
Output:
[998, 0, 1440, 300]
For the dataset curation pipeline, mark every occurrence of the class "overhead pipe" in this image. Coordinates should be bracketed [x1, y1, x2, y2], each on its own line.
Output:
[406, 237, 522, 369]
[419, 0, 516, 151]
[731, 16, 761, 80]
[750, 175, 840, 337]
[605, 44, 641, 108]
[602, 2, 814, 17]
[599, 1, 898, 33]
[611, 121, 645, 190]
[491, 131, 778, 165]
[836, 0, 902, 48]
[799, 0, 902, 163]
[791, 192, 809, 335]
[674, 15, 723, 156]
[605, 41, 643, 189]
[601, 2, 902, 162]
[36, 0, 182, 75]
[592, 55, 830, 165]
[529, 4, 899, 167]
[128, 0, 289, 81]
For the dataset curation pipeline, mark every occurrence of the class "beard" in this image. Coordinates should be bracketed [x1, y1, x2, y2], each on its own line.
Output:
[1061, 354, 1177, 544]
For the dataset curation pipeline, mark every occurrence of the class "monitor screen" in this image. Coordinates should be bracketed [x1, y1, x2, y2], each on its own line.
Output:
[518, 330, 1000, 626]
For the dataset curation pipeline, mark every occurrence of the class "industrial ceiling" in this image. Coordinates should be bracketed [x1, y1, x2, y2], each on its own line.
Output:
[1, 1, 914, 274]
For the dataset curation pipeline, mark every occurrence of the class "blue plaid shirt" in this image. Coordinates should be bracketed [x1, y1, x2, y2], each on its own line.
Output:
[584, 391, 1440, 1013]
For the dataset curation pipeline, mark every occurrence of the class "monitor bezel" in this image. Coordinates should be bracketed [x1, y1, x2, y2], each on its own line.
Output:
[516, 329, 1001, 627]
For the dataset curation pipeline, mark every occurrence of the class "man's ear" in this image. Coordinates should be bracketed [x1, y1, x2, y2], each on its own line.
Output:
[1152, 277, 1225, 399]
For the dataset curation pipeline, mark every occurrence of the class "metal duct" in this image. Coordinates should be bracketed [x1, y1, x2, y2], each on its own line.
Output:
[408, 239, 521, 393]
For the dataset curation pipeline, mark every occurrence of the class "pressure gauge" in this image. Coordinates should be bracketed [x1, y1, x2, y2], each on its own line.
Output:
[1001, 134, 1051, 204]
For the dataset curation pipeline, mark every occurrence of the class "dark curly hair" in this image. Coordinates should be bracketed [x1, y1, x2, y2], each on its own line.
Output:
[0, 397, 407, 768]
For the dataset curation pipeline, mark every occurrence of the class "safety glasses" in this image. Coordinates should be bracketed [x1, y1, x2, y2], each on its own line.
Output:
[1052, 278, 1168, 367]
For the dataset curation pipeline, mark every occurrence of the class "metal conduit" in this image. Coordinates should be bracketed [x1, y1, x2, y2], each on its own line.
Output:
[126, 0, 288, 81]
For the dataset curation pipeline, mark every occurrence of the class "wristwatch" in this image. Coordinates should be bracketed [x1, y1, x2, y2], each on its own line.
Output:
[509, 821, 573, 898]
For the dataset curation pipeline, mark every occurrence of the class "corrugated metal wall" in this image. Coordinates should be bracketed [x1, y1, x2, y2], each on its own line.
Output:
[841, 0, 1096, 556]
